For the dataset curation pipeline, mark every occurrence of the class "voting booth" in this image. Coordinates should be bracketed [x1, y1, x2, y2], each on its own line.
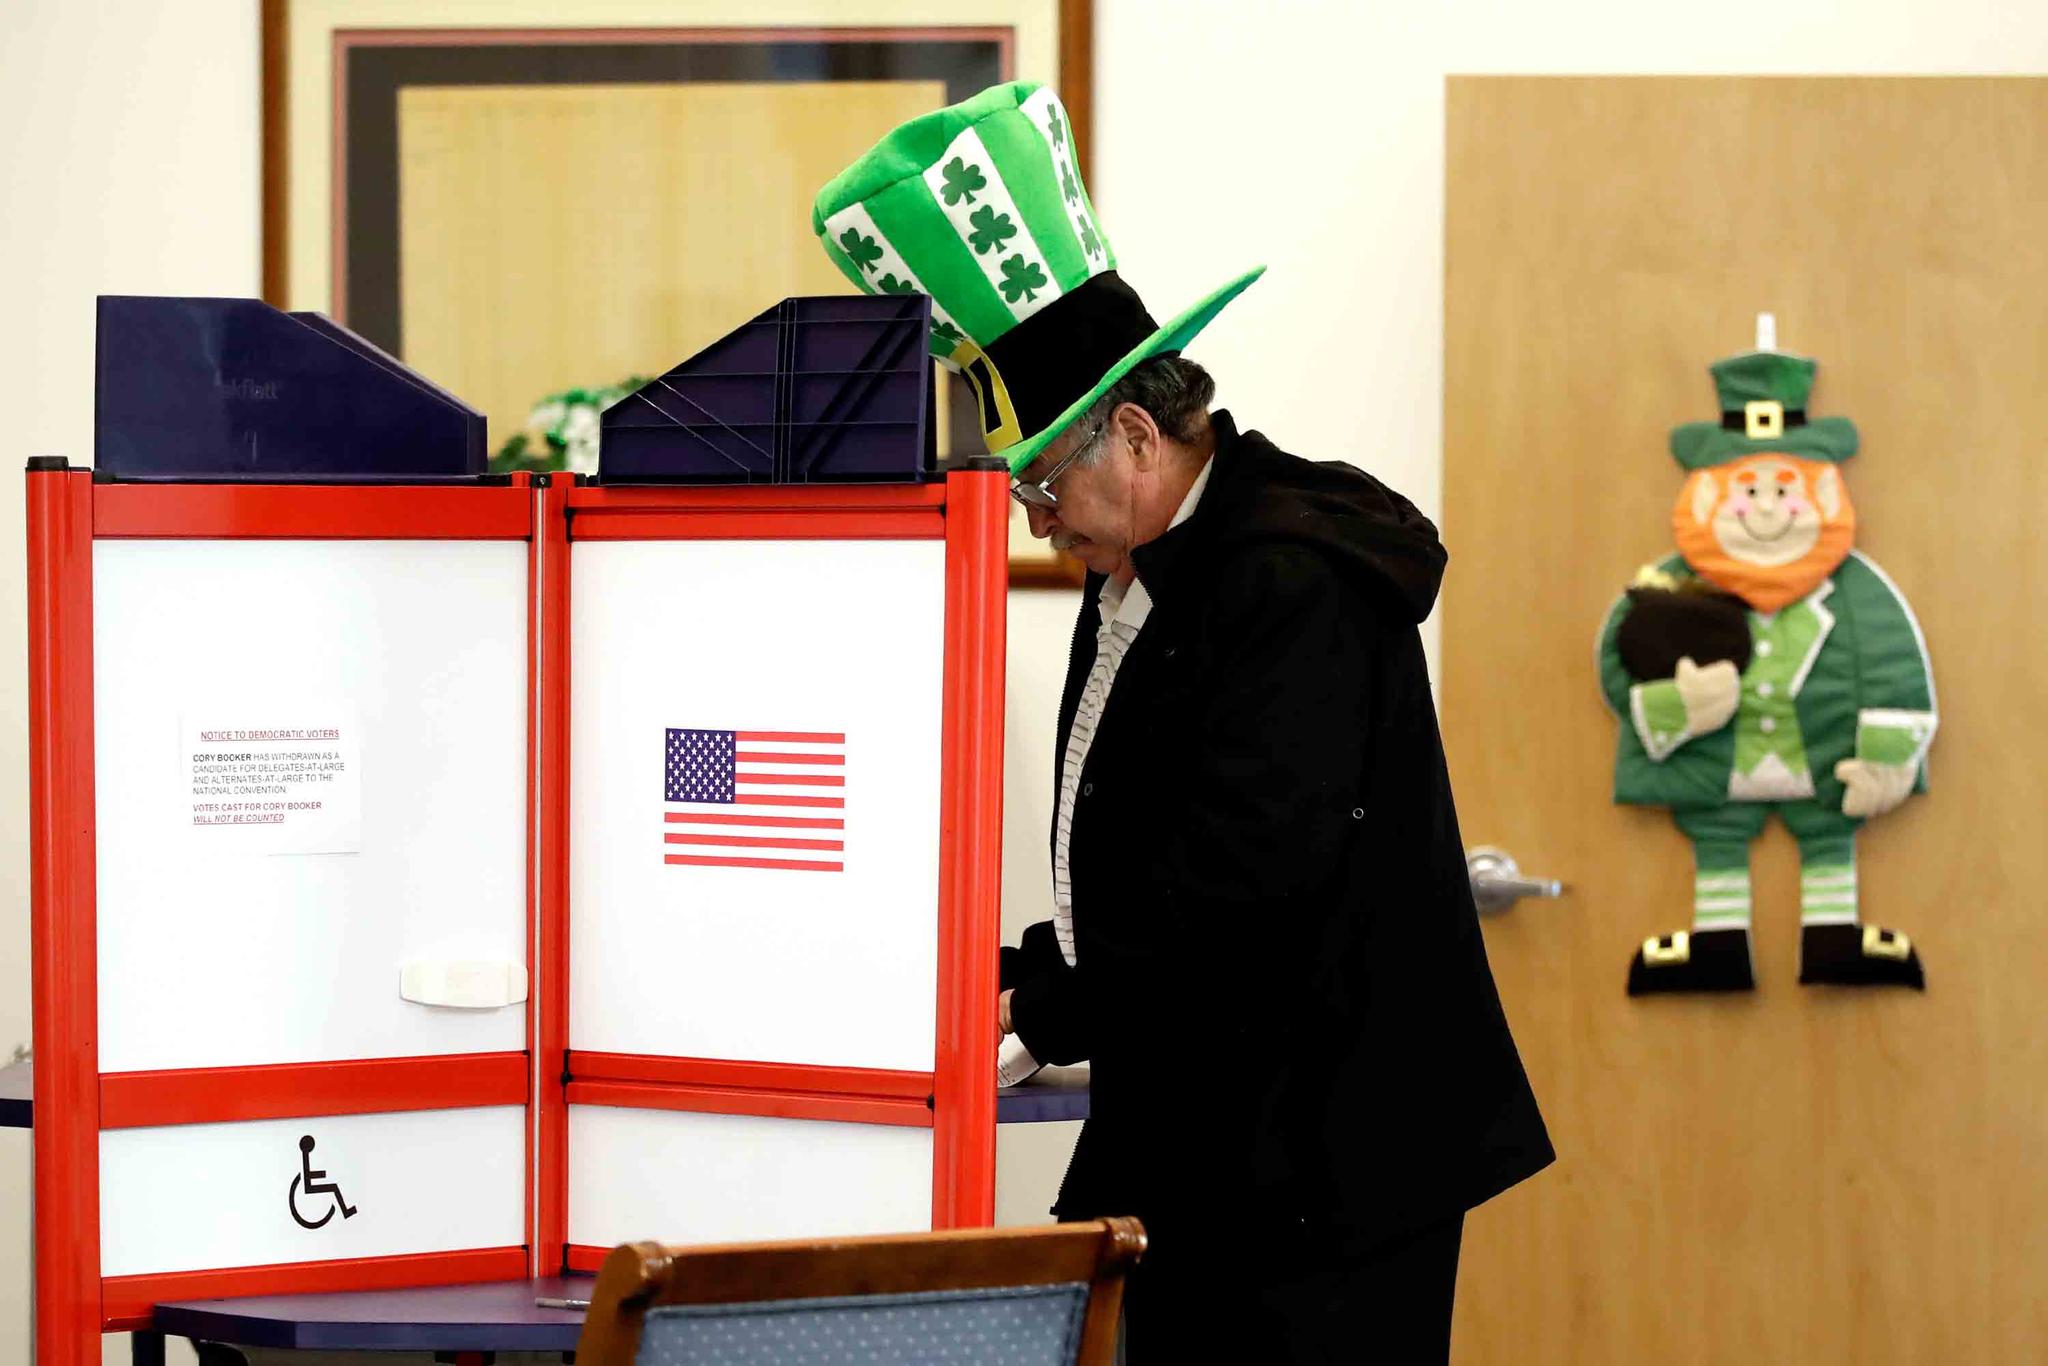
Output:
[28, 297, 1006, 1364]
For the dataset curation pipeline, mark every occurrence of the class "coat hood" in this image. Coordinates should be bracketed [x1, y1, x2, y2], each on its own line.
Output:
[1131, 410, 1447, 624]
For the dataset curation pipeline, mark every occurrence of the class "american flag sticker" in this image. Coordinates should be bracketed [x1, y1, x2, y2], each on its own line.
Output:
[663, 729, 846, 873]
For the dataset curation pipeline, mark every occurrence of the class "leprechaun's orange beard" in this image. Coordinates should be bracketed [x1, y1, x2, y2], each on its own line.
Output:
[1673, 454, 1856, 613]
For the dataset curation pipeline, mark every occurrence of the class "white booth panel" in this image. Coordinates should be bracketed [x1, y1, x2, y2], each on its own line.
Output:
[93, 539, 530, 1072]
[567, 1104, 933, 1248]
[100, 1104, 525, 1277]
[569, 540, 944, 1071]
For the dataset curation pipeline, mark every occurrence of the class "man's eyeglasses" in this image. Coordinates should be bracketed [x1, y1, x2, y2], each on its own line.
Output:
[1008, 421, 1105, 511]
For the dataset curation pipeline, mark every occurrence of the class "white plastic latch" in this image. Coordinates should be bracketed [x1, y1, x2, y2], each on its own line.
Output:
[400, 960, 529, 1009]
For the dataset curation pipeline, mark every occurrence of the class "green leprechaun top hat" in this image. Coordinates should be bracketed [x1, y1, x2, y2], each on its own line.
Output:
[1669, 350, 1859, 470]
[813, 80, 1263, 475]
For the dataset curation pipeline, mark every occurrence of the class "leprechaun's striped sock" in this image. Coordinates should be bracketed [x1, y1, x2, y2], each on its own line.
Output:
[1691, 842, 1753, 932]
[1794, 832, 1858, 926]
[1799, 856, 1859, 926]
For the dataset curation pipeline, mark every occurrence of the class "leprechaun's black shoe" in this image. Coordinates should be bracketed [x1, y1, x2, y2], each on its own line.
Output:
[1627, 927, 1756, 995]
[1798, 923, 1925, 989]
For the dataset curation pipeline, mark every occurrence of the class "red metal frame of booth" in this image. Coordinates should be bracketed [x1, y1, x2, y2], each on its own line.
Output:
[28, 472, 544, 1359]
[533, 478, 573, 1281]
[546, 471, 1005, 1275]
[30, 468, 1008, 1355]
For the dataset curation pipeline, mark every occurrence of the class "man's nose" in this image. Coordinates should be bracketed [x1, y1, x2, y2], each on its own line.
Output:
[1025, 503, 1056, 539]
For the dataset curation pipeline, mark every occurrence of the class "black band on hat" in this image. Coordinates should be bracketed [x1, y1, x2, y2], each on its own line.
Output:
[981, 271, 1160, 444]
[1721, 408, 1806, 431]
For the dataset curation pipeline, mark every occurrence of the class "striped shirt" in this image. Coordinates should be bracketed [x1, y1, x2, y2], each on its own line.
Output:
[1052, 458, 1213, 966]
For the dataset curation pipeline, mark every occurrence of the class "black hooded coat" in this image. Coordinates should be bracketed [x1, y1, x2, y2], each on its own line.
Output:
[1003, 411, 1554, 1252]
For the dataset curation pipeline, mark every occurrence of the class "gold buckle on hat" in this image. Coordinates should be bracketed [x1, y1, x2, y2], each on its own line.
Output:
[1863, 925, 1911, 961]
[1642, 931, 1691, 966]
[1744, 400, 1785, 439]
[949, 337, 1023, 454]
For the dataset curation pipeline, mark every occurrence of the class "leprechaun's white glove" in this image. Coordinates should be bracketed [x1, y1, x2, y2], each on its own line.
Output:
[1628, 656, 1740, 762]
[1835, 758, 1917, 819]
[1674, 657, 1740, 735]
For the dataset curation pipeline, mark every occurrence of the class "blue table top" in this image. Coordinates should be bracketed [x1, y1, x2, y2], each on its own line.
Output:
[997, 1065, 1089, 1123]
[0, 1059, 1088, 1130]
[154, 1277, 596, 1352]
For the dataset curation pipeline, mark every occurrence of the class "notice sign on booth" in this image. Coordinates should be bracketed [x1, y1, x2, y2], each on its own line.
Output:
[181, 713, 363, 854]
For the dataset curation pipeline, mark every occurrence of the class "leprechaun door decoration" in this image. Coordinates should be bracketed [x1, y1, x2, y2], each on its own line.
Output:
[1597, 352, 1937, 994]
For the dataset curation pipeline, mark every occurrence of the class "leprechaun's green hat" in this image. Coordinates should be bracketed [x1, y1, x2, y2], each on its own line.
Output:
[813, 80, 1263, 475]
[1669, 350, 1859, 470]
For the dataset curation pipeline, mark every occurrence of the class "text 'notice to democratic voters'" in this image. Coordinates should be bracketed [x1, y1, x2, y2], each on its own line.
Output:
[182, 715, 363, 854]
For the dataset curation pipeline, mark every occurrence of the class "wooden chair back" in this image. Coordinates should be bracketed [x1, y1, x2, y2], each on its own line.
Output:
[576, 1218, 1146, 1366]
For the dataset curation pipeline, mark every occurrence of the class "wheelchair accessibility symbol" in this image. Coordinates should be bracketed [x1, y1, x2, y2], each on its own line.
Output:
[288, 1134, 359, 1230]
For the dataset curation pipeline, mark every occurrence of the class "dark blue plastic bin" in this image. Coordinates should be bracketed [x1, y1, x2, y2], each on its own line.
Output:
[599, 294, 934, 484]
[93, 296, 486, 481]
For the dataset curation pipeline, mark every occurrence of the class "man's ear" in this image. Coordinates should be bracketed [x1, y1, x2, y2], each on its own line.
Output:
[1115, 402, 1162, 468]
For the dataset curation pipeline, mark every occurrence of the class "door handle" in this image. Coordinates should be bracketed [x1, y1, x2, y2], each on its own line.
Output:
[1467, 847, 1565, 916]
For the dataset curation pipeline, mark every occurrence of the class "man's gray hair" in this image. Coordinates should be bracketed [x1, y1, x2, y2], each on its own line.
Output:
[1069, 356, 1216, 465]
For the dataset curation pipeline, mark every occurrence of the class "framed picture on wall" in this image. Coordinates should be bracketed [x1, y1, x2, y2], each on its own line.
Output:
[263, 0, 1091, 587]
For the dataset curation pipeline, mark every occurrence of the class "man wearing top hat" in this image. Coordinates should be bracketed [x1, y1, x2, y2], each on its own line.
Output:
[817, 82, 1553, 1361]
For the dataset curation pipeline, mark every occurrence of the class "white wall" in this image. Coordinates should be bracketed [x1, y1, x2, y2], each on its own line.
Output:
[994, 591, 1086, 1225]
[5, 1, 2048, 1361]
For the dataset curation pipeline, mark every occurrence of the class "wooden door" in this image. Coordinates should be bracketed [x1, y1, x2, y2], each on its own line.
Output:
[1443, 77, 2048, 1364]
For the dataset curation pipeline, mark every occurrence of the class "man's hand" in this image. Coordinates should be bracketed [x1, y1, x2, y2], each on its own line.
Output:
[1674, 656, 1740, 735]
[1836, 758, 1916, 819]
[998, 988, 1014, 1036]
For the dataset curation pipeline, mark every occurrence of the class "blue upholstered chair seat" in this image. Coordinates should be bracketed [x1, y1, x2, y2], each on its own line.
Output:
[638, 1282, 1093, 1366]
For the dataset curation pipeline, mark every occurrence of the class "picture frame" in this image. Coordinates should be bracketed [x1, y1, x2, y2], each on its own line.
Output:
[261, 0, 1092, 588]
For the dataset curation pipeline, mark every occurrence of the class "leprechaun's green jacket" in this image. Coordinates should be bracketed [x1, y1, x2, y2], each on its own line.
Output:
[1597, 551, 1937, 813]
